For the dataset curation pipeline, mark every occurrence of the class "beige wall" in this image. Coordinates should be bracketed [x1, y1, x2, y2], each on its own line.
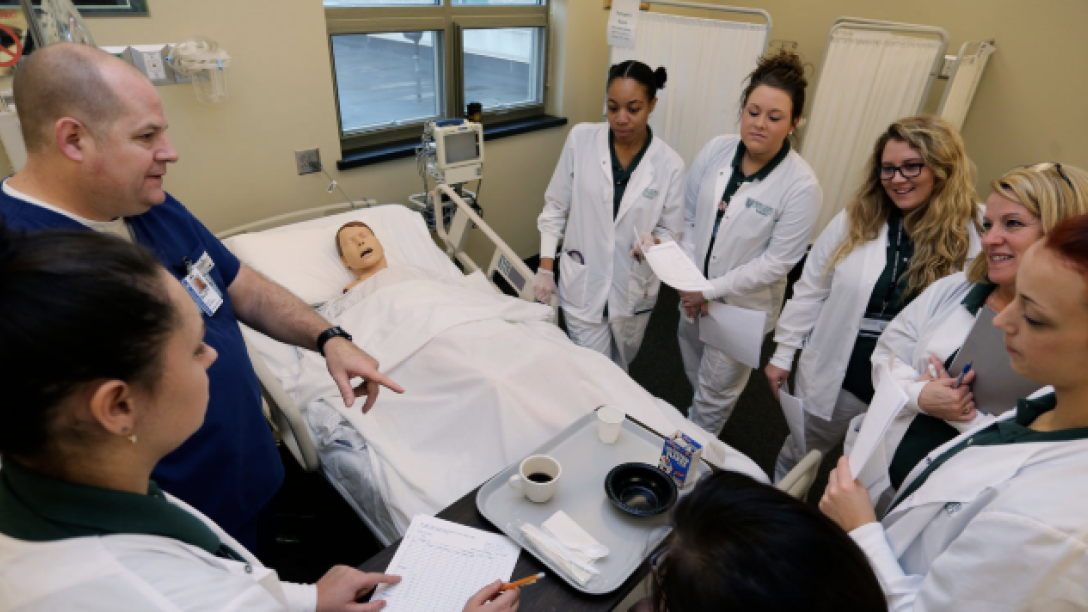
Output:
[5, 0, 1083, 257]
[584, 0, 1088, 195]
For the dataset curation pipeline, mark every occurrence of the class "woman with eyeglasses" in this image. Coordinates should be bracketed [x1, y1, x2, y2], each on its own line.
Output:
[767, 115, 981, 481]
[821, 213, 1088, 611]
[849, 162, 1088, 510]
[626, 471, 886, 612]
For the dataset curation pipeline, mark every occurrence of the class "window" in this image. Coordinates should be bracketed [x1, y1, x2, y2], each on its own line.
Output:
[0, 0, 149, 16]
[326, 0, 548, 150]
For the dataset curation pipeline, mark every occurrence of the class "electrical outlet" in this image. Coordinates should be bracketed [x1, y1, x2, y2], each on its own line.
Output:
[295, 148, 322, 175]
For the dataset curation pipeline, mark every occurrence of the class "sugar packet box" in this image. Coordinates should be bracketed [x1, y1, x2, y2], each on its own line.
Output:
[658, 431, 703, 489]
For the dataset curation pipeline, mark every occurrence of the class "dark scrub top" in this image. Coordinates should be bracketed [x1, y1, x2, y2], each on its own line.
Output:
[704, 139, 791, 276]
[886, 392, 1087, 516]
[888, 282, 997, 489]
[609, 126, 653, 218]
[841, 209, 915, 403]
[0, 459, 244, 560]
[0, 188, 284, 549]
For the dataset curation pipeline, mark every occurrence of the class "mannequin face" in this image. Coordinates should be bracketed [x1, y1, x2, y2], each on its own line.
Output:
[338, 224, 388, 276]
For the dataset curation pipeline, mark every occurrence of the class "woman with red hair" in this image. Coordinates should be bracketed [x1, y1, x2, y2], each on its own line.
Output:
[820, 214, 1088, 611]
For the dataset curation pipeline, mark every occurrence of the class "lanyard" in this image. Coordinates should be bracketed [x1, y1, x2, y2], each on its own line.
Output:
[880, 216, 905, 315]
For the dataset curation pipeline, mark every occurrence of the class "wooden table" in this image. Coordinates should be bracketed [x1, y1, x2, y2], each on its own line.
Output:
[357, 486, 650, 612]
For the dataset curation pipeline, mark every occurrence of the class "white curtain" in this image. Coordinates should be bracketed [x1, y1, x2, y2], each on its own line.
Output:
[802, 30, 941, 235]
[610, 12, 768, 167]
[939, 42, 996, 130]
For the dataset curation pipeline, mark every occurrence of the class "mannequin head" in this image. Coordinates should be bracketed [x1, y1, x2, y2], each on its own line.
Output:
[336, 222, 388, 283]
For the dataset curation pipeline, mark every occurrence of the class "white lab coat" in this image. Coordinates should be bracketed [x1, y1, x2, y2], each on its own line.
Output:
[682, 135, 822, 334]
[538, 122, 685, 324]
[772, 212, 982, 420]
[850, 408, 1088, 612]
[0, 493, 316, 611]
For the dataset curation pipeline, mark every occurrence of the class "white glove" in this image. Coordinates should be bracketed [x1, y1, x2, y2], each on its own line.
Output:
[534, 269, 556, 304]
[630, 232, 656, 262]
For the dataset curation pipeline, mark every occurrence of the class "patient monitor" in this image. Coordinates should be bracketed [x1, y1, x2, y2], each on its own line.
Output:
[423, 119, 484, 186]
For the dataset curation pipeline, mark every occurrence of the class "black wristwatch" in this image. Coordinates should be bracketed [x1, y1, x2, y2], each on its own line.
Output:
[316, 326, 352, 356]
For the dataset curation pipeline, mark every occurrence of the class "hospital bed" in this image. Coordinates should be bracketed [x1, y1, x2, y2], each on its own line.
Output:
[219, 188, 764, 545]
[218, 188, 544, 543]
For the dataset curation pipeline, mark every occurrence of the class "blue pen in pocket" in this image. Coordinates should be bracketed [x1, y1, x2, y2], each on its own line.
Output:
[954, 362, 973, 389]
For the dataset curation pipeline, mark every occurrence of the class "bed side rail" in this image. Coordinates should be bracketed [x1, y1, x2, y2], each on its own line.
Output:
[241, 331, 320, 472]
[433, 184, 558, 313]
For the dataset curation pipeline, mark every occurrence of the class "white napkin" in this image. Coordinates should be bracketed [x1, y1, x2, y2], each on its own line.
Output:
[542, 510, 609, 561]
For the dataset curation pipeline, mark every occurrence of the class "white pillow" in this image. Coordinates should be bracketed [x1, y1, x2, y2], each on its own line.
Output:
[223, 205, 461, 305]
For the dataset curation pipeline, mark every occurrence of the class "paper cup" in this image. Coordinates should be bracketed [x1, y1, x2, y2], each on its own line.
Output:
[597, 405, 625, 444]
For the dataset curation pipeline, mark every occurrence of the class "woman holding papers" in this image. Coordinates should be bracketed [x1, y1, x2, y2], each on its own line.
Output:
[535, 60, 685, 370]
[767, 116, 981, 480]
[677, 50, 822, 436]
[0, 229, 517, 612]
[820, 213, 1088, 612]
[851, 163, 1088, 509]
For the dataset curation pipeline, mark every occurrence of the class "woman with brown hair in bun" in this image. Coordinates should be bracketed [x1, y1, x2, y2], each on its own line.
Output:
[677, 50, 823, 437]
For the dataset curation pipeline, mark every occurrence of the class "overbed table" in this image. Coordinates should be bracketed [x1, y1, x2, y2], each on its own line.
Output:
[357, 485, 649, 612]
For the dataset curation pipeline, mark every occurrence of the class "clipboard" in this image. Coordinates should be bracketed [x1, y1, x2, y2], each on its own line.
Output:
[948, 307, 1043, 415]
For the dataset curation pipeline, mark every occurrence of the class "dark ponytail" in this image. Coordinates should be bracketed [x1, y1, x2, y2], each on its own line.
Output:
[0, 226, 177, 458]
[607, 60, 668, 101]
[740, 49, 808, 121]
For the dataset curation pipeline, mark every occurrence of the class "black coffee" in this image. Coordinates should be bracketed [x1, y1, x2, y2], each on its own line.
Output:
[527, 472, 553, 483]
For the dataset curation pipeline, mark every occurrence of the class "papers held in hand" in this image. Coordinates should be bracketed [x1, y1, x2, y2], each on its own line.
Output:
[949, 307, 1043, 415]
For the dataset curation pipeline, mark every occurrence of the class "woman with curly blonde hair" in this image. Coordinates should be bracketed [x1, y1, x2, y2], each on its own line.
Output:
[767, 115, 981, 480]
[851, 162, 1088, 510]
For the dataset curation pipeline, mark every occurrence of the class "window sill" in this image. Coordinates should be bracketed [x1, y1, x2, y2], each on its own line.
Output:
[336, 115, 568, 171]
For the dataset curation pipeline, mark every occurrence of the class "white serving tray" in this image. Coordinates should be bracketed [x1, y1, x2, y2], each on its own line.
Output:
[475, 410, 710, 594]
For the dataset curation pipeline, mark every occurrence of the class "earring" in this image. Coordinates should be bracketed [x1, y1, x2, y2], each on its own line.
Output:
[129, 434, 138, 445]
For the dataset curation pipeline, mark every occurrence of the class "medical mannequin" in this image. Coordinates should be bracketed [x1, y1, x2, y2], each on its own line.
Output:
[338, 221, 389, 292]
[627, 471, 885, 612]
[677, 50, 822, 436]
[768, 116, 981, 480]
[536, 60, 685, 371]
[821, 214, 1088, 611]
[851, 162, 1088, 509]
[0, 229, 518, 612]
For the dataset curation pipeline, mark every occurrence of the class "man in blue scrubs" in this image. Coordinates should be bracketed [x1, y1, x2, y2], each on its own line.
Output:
[0, 44, 403, 554]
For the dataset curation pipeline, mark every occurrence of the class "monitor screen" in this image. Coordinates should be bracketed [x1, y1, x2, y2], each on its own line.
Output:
[443, 131, 480, 165]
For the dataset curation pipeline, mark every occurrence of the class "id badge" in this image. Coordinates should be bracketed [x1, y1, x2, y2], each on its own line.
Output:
[182, 253, 223, 316]
[859, 316, 889, 335]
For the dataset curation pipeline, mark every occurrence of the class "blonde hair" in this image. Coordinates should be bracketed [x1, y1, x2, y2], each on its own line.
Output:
[826, 115, 979, 297]
[966, 163, 1088, 284]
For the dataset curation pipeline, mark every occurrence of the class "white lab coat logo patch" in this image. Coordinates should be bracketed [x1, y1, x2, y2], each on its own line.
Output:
[745, 198, 773, 217]
[642, 188, 658, 199]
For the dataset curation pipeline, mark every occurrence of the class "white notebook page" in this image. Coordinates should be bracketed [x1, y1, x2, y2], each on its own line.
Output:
[372, 515, 521, 612]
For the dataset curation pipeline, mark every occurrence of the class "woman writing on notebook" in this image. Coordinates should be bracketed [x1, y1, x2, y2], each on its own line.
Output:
[820, 213, 1088, 610]
[767, 116, 980, 481]
[0, 229, 518, 612]
[849, 162, 1088, 511]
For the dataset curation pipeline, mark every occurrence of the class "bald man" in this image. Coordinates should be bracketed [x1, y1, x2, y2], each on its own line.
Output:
[0, 44, 403, 554]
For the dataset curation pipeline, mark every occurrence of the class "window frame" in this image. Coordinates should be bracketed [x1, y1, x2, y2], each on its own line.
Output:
[325, 2, 549, 152]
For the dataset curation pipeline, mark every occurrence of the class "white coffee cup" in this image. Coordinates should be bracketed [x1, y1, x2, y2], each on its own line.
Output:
[508, 455, 561, 503]
[597, 405, 625, 444]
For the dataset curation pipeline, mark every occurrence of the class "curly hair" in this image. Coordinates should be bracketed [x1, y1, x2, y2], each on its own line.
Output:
[825, 115, 980, 297]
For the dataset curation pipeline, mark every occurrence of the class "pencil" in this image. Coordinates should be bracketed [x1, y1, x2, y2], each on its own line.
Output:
[499, 572, 545, 592]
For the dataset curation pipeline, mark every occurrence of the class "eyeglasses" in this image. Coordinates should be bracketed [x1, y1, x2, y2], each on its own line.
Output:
[879, 162, 926, 181]
[649, 545, 669, 585]
[1021, 162, 1074, 190]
